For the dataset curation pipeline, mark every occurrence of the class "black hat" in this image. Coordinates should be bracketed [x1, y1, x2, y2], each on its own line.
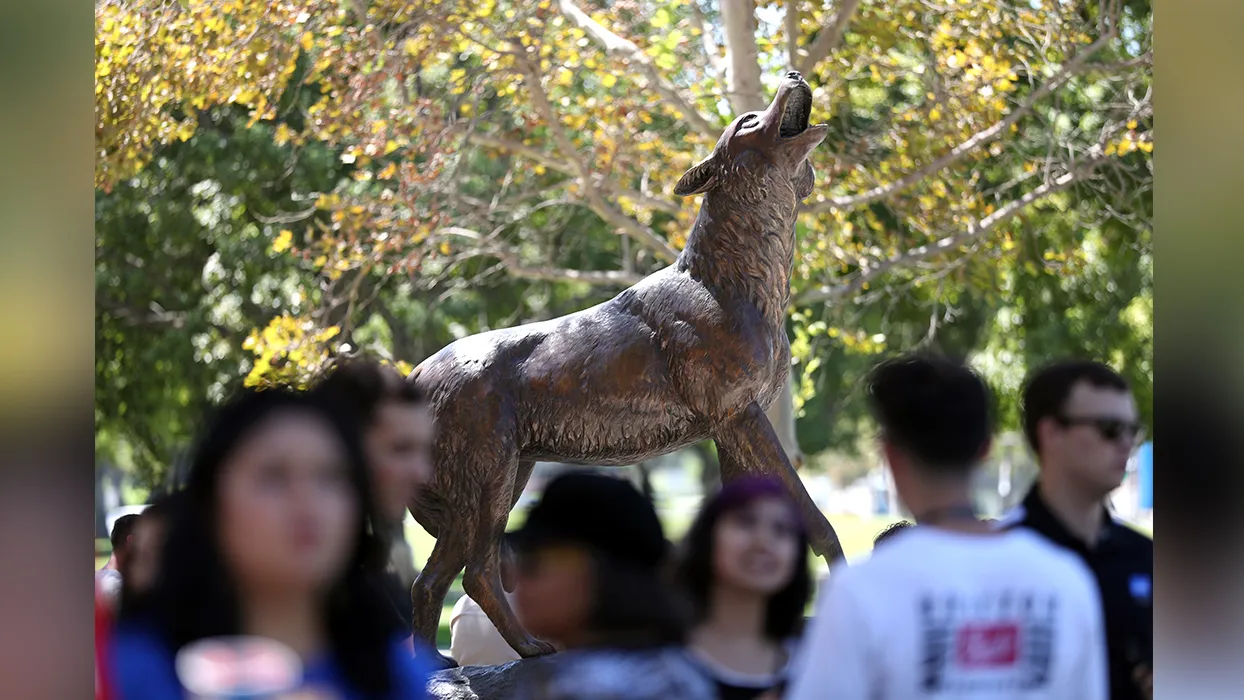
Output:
[507, 471, 668, 571]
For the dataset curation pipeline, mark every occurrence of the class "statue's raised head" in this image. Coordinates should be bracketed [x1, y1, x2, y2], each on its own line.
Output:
[674, 71, 829, 204]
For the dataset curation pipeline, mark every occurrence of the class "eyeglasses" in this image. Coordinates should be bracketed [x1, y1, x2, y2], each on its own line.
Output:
[1055, 415, 1145, 446]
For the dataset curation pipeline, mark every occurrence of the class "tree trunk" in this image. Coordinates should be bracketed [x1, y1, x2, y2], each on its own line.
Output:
[634, 460, 657, 504]
[694, 441, 721, 495]
[765, 368, 804, 468]
[719, 0, 766, 114]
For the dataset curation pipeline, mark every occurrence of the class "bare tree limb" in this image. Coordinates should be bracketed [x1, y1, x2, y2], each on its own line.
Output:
[466, 132, 683, 215]
[437, 227, 645, 286]
[785, 1, 800, 71]
[691, 3, 726, 76]
[719, 0, 766, 113]
[801, 31, 1120, 214]
[516, 54, 681, 262]
[467, 132, 578, 173]
[797, 0, 864, 75]
[555, 0, 719, 139]
[796, 155, 1112, 305]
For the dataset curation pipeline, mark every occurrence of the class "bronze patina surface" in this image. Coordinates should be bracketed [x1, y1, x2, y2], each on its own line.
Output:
[408, 72, 844, 661]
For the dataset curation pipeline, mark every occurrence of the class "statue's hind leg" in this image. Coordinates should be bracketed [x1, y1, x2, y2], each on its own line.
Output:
[410, 499, 469, 668]
[714, 402, 846, 565]
[463, 452, 556, 658]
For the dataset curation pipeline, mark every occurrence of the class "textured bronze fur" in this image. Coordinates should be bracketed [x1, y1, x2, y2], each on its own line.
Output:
[407, 73, 844, 662]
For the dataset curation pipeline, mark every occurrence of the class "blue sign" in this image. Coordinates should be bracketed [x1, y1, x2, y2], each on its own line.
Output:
[1136, 441, 1153, 509]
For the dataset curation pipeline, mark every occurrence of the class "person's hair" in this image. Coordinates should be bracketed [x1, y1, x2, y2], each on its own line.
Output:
[135, 387, 399, 695]
[110, 514, 140, 554]
[309, 354, 425, 432]
[1022, 360, 1131, 454]
[119, 491, 186, 617]
[866, 353, 994, 474]
[873, 520, 913, 547]
[587, 552, 691, 649]
[674, 476, 812, 641]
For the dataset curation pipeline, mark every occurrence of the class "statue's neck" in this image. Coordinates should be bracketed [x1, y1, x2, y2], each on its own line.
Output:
[676, 194, 796, 326]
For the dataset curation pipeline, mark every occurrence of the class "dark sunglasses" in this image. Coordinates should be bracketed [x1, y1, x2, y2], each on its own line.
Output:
[1056, 415, 1145, 444]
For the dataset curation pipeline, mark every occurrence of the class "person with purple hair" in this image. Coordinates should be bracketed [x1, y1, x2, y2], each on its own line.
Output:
[673, 476, 812, 700]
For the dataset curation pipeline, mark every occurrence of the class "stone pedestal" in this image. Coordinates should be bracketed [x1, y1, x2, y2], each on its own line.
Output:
[427, 657, 554, 700]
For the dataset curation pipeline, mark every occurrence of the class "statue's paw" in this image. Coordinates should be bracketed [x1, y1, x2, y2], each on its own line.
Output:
[516, 637, 557, 658]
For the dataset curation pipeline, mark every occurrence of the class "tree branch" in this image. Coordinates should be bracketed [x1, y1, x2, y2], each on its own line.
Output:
[691, 3, 726, 76]
[437, 227, 645, 286]
[555, 0, 719, 139]
[785, 1, 800, 71]
[466, 133, 683, 216]
[796, 0, 863, 75]
[801, 31, 1119, 214]
[516, 54, 680, 262]
[796, 155, 1112, 305]
[719, 0, 766, 113]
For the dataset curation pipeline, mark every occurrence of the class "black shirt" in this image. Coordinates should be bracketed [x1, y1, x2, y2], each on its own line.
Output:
[1001, 485, 1153, 700]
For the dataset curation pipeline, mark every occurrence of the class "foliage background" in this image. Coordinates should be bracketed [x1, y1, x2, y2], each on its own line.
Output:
[96, 0, 1152, 488]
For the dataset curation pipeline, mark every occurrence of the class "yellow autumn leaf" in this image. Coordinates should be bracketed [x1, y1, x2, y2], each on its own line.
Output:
[1127, 120, 1138, 130]
[300, 32, 314, 52]
[272, 229, 293, 253]
[600, 73, 617, 88]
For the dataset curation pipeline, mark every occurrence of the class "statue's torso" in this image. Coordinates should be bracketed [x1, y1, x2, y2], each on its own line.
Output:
[416, 265, 790, 465]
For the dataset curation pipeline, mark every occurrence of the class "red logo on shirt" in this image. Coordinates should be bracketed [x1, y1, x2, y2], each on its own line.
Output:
[955, 623, 1019, 667]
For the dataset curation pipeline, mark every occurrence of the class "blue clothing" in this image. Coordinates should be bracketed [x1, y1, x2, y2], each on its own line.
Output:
[109, 622, 432, 700]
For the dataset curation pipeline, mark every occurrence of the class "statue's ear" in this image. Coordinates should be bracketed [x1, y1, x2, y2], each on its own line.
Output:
[795, 161, 817, 201]
[674, 156, 719, 196]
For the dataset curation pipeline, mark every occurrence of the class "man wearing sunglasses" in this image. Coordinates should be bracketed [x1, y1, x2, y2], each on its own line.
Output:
[998, 360, 1153, 700]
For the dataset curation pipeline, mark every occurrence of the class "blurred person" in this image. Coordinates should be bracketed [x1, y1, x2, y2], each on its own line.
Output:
[96, 513, 139, 610]
[872, 520, 913, 548]
[508, 472, 715, 700]
[998, 360, 1153, 700]
[673, 476, 811, 700]
[310, 356, 435, 637]
[448, 539, 523, 667]
[108, 387, 433, 699]
[117, 493, 182, 618]
[786, 353, 1107, 700]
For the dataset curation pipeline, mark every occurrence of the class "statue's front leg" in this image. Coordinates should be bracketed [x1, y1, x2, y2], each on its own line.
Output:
[714, 402, 846, 565]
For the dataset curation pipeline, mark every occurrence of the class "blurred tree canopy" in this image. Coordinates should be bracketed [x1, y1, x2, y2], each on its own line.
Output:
[96, 0, 1151, 485]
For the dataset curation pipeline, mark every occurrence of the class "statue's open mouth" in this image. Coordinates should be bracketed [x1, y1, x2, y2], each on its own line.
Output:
[779, 84, 813, 139]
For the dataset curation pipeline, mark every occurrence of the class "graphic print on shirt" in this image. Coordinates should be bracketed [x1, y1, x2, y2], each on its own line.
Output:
[919, 590, 1057, 693]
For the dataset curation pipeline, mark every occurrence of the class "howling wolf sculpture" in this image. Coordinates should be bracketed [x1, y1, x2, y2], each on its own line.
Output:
[407, 71, 843, 662]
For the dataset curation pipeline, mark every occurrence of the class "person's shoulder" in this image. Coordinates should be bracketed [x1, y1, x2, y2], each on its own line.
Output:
[993, 503, 1030, 530]
[108, 622, 182, 699]
[547, 647, 716, 699]
[1004, 530, 1097, 582]
[389, 635, 436, 698]
[1107, 519, 1154, 551]
[450, 593, 476, 620]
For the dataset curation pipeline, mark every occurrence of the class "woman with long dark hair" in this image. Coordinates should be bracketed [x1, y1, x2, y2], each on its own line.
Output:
[674, 476, 812, 700]
[108, 387, 432, 699]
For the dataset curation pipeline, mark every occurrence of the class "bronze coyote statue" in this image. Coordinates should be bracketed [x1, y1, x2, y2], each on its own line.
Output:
[408, 71, 843, 661]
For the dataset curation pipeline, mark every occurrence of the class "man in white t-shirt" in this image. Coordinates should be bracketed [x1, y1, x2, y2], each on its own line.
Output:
[449, 540, 523, 667]
[785, 353, 1107, 700]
